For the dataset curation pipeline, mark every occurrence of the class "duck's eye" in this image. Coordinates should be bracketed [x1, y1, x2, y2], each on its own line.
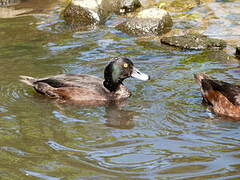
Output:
[123, 63, 128, 68]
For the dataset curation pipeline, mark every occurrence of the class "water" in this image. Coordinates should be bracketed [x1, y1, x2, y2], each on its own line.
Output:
[0, 2, 240, 179]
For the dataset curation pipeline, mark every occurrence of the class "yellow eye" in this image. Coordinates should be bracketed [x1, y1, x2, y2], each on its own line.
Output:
[123, 63, 128, 68]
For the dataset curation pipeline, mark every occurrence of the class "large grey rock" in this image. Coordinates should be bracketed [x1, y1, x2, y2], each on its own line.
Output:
[62, 0, 142, 29]
[116, 8, 173, 36]
[161, 33, 227, 50]
[63, 0, 108, 28]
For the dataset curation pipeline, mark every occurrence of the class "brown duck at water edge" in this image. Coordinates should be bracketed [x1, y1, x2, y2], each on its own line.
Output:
[20, 57, 150, 106]
[194, 72, 240, 118]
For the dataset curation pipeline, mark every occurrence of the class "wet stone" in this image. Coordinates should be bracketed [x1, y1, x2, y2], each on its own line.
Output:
[0, 0, 20, 6]
[161, 33, 227, 50]
[236, 46, 240, 58]
[62, 0, 110, 29]
[63, 4, 99, 27]
[118, 0, 141, 14]
[116, 8, 173, 36]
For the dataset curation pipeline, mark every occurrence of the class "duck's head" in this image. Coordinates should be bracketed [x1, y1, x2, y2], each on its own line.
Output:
[103, 57, 150, 92]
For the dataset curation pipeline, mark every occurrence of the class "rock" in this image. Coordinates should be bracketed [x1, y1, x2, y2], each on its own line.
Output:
[0, 7, 28, 18]
[161, 33, 227, 50]
[63, 0, 108, 28]
[158, 0, 199, 12]
[181, 50, 238, 64]
[0, 0, 20, 6]
[118, 0, 141, 14]
[62, 0, 141, 29]
[100, 0, 141, 15]
[236, 46, 240, 58]
[116, 8, 173, 36]
[138, 0, 156, 8]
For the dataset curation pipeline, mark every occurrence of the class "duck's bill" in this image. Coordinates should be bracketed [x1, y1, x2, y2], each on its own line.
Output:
[131, 67, 150, 81]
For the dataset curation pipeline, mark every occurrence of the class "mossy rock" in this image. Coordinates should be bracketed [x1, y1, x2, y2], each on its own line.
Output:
[116, 8, 173, 36]
[181, 50, 237, 65]
[158, 0, 198, 12]
[161, 33, 227, 50]
[63, 3, 100, 27]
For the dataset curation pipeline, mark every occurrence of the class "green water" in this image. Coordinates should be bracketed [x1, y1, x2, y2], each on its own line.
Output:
[0, 2, 240, 179]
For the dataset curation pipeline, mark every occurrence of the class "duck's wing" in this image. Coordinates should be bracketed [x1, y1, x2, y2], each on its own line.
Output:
[36, 74, 104, 88]
[20, 74, 109, 98]
[194, 73, 240, 106]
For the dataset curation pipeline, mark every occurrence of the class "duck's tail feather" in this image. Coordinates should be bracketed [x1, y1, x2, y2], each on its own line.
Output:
[194, 72, 210, 86]
[19, 75, 37, 86]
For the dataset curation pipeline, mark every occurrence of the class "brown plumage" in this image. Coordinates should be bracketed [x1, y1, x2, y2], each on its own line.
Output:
[20, 57, 150, 106]
[194, 72, 240, 118]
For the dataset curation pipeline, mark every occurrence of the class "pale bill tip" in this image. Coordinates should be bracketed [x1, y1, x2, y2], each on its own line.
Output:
[131, 67, 150, 81]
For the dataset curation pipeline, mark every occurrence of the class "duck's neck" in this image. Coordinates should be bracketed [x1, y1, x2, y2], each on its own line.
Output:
[103, 62, 123, 92]
[103, 78, 122, 92]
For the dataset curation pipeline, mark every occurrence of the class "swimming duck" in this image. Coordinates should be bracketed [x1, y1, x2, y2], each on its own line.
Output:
[20, 57, 150, 105]
[194, 72, 240, 118]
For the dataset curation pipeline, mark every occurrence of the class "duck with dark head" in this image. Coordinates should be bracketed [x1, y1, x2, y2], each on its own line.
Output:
[20, 57, 150, 106]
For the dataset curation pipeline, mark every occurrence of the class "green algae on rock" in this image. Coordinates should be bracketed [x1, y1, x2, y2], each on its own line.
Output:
[157, 0, 200, 12]
[181, 50, 237, 65]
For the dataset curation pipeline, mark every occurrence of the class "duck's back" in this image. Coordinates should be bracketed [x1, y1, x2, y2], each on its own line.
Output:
[21, 74, 109, 103]
[37, 74, 105, 90]
[194, 73, 240, 118]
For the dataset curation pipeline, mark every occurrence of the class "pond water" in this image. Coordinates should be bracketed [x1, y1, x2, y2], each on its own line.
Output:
[0, 1, 240, 179]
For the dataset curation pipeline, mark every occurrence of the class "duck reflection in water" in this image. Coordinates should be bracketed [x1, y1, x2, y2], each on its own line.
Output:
[104, 103, 138, 129]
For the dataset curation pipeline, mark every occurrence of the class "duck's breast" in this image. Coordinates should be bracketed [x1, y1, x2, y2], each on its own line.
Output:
[113, 84, 131, 100]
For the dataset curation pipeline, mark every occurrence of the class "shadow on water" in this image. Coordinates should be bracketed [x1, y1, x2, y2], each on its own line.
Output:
[104, 103, 137, 129]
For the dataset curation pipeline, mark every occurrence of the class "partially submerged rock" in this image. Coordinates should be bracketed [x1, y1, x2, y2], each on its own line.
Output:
[118, 0, 141, 14]
[181, 50, 238, 64]
[62, 0, 142, 29]
[161, 33, 227, 50]
[158, 0, 199, 12]
[63, 0, 109, 29]
[236, 46, 240, 58]
[116, 7, 172, 36]
[138, 0, 157, 8]
[0, 0, 20, 6]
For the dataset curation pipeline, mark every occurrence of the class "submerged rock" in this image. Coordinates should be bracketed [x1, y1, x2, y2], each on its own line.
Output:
[181, 50, 238, 64]
[161, 33, 227, 50]
[158, 0, 199, 12]
[116, 7, 172, 36]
